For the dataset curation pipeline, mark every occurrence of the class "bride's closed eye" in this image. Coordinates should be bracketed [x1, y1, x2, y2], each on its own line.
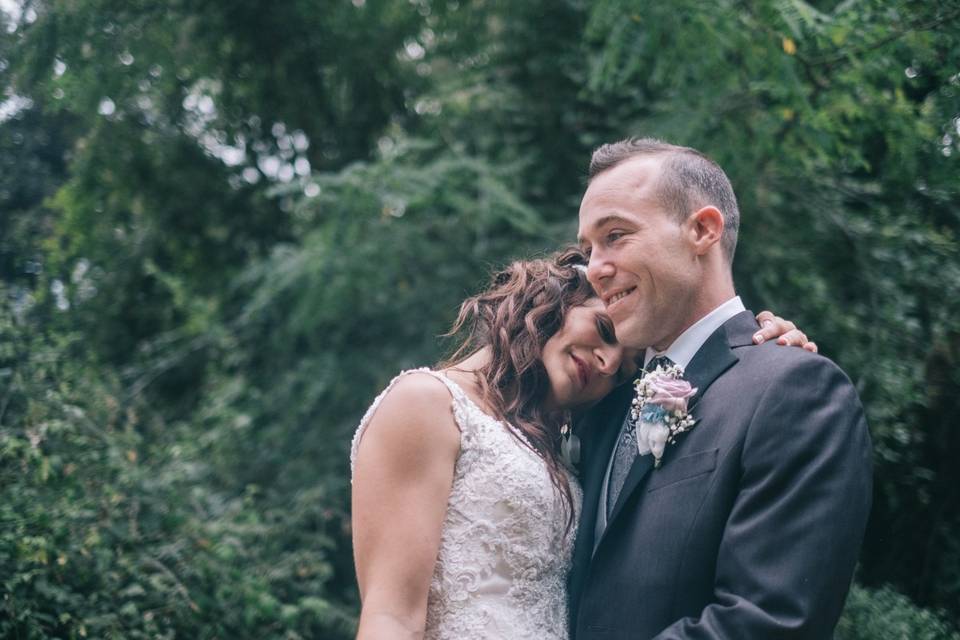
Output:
[595, 314, 617, 344]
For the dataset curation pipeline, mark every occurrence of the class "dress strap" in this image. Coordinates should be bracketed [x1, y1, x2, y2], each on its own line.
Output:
[419, 369, 473, 406]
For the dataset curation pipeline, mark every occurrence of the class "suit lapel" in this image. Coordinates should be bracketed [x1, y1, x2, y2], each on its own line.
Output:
[599, 311, 756, 537]
[682, 312, 747, 410]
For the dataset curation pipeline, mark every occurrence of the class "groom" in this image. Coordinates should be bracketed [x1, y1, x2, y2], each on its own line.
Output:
[569, 138, 872, 639]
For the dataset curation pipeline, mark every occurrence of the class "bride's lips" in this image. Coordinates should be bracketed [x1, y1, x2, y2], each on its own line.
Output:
[571, 354, 592, 388]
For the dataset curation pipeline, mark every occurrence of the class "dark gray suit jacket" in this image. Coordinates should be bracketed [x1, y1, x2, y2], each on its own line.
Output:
[569, 311, 873, 639]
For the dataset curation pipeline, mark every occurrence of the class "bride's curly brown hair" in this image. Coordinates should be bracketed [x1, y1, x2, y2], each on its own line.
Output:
[441, 246, 594, 529]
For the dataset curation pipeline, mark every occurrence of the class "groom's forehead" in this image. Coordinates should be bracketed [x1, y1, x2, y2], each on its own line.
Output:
[580, 161, 665, 219]
[587, 155, 664, 192]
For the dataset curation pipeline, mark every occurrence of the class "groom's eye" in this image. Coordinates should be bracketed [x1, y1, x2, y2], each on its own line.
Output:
[606, 230, 625, 244]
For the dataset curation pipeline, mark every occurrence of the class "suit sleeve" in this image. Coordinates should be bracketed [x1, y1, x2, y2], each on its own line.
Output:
[653, 355, 873, 640]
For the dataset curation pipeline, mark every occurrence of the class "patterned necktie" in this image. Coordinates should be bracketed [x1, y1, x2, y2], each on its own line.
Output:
[606, 355, 674, 517]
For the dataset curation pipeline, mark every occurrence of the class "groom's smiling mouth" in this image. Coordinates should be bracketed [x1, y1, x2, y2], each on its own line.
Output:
[604, 287, 637, 311]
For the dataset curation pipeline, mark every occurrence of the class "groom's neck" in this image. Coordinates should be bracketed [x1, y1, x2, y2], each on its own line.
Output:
[657, 272, 736, 352]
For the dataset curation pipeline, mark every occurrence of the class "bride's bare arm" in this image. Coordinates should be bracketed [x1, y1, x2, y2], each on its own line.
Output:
[352, 374, 461, 640]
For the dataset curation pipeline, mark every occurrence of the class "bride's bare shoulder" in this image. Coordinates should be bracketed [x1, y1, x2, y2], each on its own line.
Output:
[380, 371, 457, 413]
[359, 372, 461, 455]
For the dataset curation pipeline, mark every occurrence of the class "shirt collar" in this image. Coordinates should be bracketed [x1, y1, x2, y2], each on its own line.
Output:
[644, 296, 745, 369]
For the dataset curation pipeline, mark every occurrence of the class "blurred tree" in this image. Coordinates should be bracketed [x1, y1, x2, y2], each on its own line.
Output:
[837, 584, 960, 640]
[3, 0, 434, 387]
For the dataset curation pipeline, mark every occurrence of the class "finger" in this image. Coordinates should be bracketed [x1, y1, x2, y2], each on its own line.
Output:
[803, 341, 818, 353]
[755, 310, 777, 328]
[752, 311, 779, 344]
[776, 329, 808, 346]
[754, 316, 797, 344]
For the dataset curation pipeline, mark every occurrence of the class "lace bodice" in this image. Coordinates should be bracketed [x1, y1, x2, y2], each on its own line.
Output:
[351, 368, 581, 639]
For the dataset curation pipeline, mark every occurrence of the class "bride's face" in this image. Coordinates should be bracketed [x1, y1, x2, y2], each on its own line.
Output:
[541, 298, 639, 411]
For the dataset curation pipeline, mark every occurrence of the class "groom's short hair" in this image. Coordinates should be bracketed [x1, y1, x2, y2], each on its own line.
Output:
[588, 138, 740, 263]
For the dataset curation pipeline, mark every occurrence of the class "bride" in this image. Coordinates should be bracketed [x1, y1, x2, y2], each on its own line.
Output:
[350, 248, 812, 639]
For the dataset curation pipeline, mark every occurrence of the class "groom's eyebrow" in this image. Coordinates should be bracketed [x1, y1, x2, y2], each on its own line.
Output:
[578, 215, 634, 245]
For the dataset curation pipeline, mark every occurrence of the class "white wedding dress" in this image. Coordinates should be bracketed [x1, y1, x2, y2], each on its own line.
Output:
[351, 369, 581, 639]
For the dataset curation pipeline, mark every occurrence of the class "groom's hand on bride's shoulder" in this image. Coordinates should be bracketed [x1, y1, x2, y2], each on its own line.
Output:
[753, 310, 818, 353]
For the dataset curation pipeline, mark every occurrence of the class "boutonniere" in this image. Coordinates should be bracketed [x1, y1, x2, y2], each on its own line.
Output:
[631, 363, 698, 468]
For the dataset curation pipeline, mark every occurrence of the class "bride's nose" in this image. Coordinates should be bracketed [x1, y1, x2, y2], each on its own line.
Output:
[594, 345, 621, 377]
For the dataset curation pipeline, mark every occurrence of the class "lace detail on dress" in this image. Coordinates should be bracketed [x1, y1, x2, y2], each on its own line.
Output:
[351, 369, 581, 640]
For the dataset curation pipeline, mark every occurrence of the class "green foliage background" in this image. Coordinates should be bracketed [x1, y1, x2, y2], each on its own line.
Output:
[1, 0, 959, 637]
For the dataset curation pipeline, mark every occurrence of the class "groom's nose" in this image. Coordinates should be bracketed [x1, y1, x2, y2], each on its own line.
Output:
[586, 252, 615, 288]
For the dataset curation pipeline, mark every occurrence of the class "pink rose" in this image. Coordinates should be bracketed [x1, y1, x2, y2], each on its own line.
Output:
[647, 375, 697, 413]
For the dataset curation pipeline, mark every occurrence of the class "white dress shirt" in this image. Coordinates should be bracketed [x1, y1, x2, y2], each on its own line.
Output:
[643, 296, 746, 369]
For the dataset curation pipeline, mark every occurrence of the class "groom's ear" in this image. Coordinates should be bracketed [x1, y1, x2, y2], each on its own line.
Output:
[686, 205, 725, 256]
